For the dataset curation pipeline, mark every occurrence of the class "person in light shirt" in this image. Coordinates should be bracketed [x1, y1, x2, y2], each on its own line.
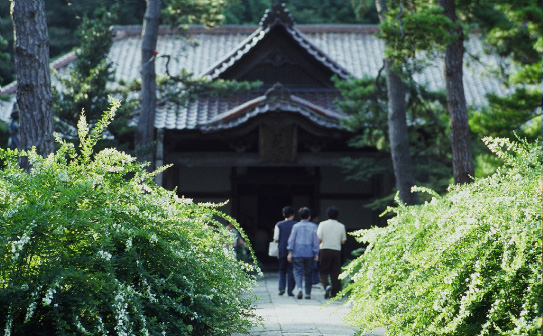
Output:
[287, 207, 319, 299]
[317, 206, 347, 299]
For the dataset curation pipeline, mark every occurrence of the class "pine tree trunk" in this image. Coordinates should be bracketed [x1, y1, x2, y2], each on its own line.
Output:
[10, 0, 54, 157]
[137, 0, 161, 168]
[376, 0, 418, 205]
[439, 0, 474, 184]
[385, 59, 418, 205]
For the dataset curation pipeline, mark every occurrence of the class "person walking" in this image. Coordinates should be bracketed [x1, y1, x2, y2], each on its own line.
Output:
[7, 111, 19, 150]
[225, 222, 249, 260]
[273, 206, 297, 296]
[311, 215, 320, 286]
[287, 207, 319, 299]
[317, 206, 347, 299]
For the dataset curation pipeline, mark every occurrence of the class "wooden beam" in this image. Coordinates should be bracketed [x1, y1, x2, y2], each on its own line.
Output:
[165, 151, 377, 167]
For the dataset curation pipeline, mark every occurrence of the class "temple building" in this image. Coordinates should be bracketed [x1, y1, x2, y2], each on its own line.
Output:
[0, 3, 508, 264]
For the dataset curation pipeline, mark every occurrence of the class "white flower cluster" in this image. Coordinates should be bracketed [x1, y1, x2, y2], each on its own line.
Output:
[125, 237, 133, 251]
[74, 315, 90, 334]
[11, 221, 36, 261]
[57, 171, 70, 182]
[112, 223, 123, 232]
[190, 312, 199, 321]
[141, 278, 157, 303]
[24, 301, 37, 323]
[29, 159, 43, 176]
[42, 278, 62, 306]
[2, 207, 18, 220]
[96, 315, 108, 335]
[24, 285, 43, 323]
[141, 210, 161, 222]
[3, 311, 13, 336]
[113, 284, 131, 336]
[97, 250, 112, 261]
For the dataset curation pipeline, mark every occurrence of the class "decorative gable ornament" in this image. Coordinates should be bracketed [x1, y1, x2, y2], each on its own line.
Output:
[260, 1, 295, 28]
[203, 2, 351, 83]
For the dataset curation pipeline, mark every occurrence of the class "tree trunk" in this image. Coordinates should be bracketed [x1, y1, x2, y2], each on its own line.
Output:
[385, 59, 418, 205]
[376, 0, 418, 205]
[10, 0, 54, 157]
[439, 0, 474, 184]
[137, 0, 161, 168]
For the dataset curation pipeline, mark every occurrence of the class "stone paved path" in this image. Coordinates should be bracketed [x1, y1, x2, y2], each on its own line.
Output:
[233, 272, 386, 336]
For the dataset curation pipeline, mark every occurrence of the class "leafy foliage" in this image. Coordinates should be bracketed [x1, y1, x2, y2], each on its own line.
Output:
[470, 88, 542, 143]
[0, 99, 260, 335]
[53, 4, 136, 152]
[335, 75, 389, 152]
[0, 0, 14, 86]
[334, 74, 451, 206]
[222, 0, 269, 25]
[468, 1, 542, 176]
[341, 137, 542, 335]
[223, 0, 377, 25]
[0, 34, 8, 85]
[0, 0, 147, 87]
[378, 4, 455, 61]
[156, 68, 262, 106]
[0, 120, 7, 150]
[162, 0, 228, 30]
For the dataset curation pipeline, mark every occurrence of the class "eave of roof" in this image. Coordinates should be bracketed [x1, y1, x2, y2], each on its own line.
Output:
[0, 51, 76, 96]
[154, 86, 345, 130]
[200, 84, 346, 132]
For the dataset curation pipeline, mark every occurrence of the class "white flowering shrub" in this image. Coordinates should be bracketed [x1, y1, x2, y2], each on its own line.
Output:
[0, 100, 259, 335]
[342, 137, 541, 335]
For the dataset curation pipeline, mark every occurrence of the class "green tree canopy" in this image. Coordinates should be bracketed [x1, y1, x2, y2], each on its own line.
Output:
[53, 3, 137, 152]
[0, 34, 8, 86]
[223, 0, 378, 25]
[334, 74, 452, 206]
[469, 0, 542, 145]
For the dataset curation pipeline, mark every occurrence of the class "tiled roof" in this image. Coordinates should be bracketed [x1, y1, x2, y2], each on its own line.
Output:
[109, 25, 387, 88]
[0, 51, 77, 121]
[0, 8, 510, 127]
[155, 84, 346, 132]
[147, 22, 507, 130]
[204, 3, 351, 81]
[154, 87, 344, 130]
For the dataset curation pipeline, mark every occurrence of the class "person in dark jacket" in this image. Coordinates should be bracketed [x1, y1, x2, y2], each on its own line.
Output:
[8, 111, 19, 150]
[273, 206, 297, 296]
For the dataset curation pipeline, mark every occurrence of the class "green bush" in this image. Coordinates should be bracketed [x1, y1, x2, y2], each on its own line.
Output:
[0, 100, 260, 335]
[341, 137, 542, 335]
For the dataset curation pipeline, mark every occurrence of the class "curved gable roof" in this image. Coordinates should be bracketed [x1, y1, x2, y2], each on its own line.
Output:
[202, 2, 351, 81]
[200, 84, 347, 132]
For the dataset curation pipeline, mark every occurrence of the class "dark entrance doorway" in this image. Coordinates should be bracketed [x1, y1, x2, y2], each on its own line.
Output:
[233, 167, 317, 269]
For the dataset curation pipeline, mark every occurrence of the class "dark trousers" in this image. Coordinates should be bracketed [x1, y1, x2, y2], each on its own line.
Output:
[318, 249, 342, 297]
[278, 257, 295, 294]
[292, 257, 314, 296]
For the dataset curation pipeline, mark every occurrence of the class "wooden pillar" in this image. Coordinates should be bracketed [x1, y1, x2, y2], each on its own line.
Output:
[155, 127, 164, 186]
[313, 167, 321, 215]
[230, 167, 240, 221]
